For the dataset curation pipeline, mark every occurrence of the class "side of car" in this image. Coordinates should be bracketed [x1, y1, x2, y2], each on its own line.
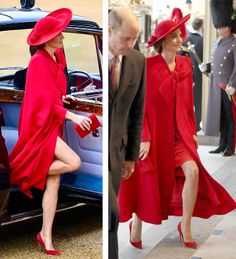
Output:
[0, 4, 102, 225]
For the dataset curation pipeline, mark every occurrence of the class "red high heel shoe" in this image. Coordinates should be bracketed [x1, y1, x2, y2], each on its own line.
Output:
[129, 221, 143, 249]
[36, 232, 61, 256]
[177, 222, 197, 249]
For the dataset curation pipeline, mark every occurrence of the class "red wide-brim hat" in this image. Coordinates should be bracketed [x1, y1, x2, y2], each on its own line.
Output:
[147, 13, 190, 48]
[27, 8, 72, 46]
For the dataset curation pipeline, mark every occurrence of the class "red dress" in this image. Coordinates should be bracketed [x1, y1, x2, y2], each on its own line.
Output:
[118, 54, 236, 224]
[9, 48, 67, 198]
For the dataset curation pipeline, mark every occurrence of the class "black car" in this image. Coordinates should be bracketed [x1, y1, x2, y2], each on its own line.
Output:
[0, 1, 103, 226]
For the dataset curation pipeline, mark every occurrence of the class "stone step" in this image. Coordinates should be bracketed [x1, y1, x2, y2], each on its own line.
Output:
[191, 211, 236, 259]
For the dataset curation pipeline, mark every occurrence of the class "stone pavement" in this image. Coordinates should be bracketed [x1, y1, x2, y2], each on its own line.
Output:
[118, 145, 236, 259]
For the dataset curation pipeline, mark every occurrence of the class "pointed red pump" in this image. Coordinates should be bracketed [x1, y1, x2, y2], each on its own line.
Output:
[129, 221, 143, 249]
[36, 232, 61, 256]
[177, 222, 197, 249]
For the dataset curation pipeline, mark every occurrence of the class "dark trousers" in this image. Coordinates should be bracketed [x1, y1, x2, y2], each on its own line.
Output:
[109, 177, 119, 259]
[219, 90, 235, 150]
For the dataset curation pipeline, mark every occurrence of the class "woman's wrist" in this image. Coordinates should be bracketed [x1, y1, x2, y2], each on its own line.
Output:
[65, 110, 77, 122]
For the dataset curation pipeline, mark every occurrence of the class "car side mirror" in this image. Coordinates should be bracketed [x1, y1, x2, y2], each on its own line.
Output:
[20, 0, 35, 9]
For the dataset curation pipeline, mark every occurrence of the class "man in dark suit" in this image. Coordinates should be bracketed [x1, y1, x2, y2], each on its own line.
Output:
[183, 18, 203, 131]
[108, 7, 146, 259]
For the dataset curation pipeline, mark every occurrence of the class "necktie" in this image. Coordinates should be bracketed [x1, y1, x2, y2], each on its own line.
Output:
[111, 56, 120, 91]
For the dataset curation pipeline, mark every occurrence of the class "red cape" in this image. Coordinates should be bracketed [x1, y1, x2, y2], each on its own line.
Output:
[118, 54, 236, 224]
[9, 49, 67, 198]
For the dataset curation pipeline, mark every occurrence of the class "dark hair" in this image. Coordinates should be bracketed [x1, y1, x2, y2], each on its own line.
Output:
[36, 44, 45, 49]
[192, 18, 203, 31]
[153, 39, 164, 53]
[29, 46, 38, 56]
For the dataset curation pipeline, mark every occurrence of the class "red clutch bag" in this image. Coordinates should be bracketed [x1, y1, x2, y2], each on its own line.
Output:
[74, 113, 101, 138]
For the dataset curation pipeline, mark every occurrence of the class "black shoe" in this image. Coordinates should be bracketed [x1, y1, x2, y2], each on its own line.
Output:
[209, 146, 225, 154]
[222, 149, 234, 156]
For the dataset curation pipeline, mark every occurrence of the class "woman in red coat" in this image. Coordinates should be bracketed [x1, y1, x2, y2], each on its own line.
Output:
[9, 9, 91, 255]
[118, 9, 236, 249]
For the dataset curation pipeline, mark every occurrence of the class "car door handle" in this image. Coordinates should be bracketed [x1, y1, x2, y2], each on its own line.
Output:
[92, 129, 100, 137]
[13, 95, 22, 100]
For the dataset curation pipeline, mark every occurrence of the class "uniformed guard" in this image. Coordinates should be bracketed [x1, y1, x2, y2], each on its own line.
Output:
[199, 0, 236, 156]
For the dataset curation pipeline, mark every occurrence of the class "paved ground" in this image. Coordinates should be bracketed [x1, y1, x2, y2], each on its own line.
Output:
[0, 205, 102, 259]
[118, 145, 236, 259]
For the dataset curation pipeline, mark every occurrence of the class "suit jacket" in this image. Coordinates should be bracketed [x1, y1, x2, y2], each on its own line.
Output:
[183, 32, 203, 128]
[183, 32, 203, 84]
[109, 49, 146, 194]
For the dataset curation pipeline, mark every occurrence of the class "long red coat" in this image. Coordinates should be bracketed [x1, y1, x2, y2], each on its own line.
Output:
[118, 54, 236, 224]
[9, 48, 67, 198]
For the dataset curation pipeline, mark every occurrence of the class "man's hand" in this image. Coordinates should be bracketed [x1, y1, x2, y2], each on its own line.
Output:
[226, 85, 236, 95]
[121, 160, 135, 179]
[139, 141, 150, 160]
[193, 135, 199, 149]
[198, 63, 207, 73]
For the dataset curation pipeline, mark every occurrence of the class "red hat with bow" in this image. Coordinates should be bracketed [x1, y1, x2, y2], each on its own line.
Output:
[148, 8, 190, 48]
[27, 8, 72, 46]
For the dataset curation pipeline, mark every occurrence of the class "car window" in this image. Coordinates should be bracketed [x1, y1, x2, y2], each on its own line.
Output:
[0, 29, 32, 76]
[63, 32, 100, 74]
[0, 30, 100, 76]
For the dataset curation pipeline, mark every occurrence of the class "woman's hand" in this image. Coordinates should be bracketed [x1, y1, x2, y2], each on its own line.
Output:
[66, 110, 92, 131]
[139, 141, 150, 160]
[73, 114, 92, 131]
[193, 135, 199, 149]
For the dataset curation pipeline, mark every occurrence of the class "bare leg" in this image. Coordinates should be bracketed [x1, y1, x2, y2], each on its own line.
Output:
[40, 136, 81, 250]
[181, 160, 199, 242]
[130, 213, 142, 242]
[48, 136, 81, 175]
[40, 174, 60, 250]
